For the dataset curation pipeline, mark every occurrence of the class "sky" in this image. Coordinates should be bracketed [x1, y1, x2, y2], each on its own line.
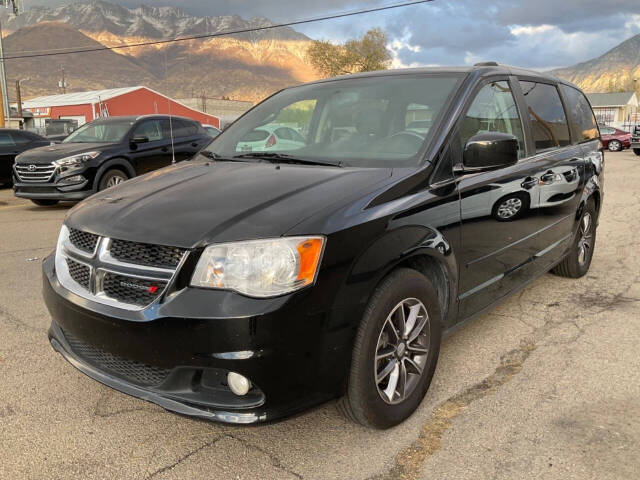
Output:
[26, 0, 640, 70]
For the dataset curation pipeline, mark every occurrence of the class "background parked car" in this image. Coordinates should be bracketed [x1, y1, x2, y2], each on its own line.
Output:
[0, 129, 51, 187]
[202, 124, 221, 138]
[631, 124, 640, 156]
[236, 124, 306, 152]
[599, 126, 631, 151]
[13, 115, 210, 206]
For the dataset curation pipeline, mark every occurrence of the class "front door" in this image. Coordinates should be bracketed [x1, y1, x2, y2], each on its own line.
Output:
[129, 119, 173, 174]
[454, 79, 545, 318]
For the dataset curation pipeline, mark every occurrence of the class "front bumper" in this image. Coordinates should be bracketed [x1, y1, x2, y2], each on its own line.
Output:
[43, 254, 355, 423]
[631, 140, 640, 149]
[14, 182, 93, 201]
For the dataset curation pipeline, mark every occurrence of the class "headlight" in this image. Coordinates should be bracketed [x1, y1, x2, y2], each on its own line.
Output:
[54, 151, 100, 167]
[191, 237, 325, 297]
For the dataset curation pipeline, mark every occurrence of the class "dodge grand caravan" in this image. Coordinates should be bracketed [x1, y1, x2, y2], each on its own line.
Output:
[14, 115, 210, 206]
[44, 64, 603, 428]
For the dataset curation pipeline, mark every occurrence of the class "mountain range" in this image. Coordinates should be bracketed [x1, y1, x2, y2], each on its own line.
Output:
[551, 33, 640, 93]
[0, 1, 318, 103]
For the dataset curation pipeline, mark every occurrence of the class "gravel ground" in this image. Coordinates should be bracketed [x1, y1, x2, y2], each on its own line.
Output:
[1, 149, 638, 480]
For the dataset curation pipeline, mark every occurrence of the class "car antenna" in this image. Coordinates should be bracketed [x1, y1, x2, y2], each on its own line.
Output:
[164, 50, 176, 164]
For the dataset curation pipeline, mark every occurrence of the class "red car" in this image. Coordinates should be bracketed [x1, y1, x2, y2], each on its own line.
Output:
[600, 126, 631, 151]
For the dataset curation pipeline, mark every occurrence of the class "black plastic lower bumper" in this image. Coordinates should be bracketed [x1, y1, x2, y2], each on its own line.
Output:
[48, 322, 269, 423]
[14, 182, 93, 201]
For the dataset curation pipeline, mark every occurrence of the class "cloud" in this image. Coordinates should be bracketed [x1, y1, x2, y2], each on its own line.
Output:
[27, 0, 640, 70]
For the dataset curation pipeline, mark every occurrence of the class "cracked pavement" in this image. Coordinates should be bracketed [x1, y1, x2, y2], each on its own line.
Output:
[1, 150, 639, 479]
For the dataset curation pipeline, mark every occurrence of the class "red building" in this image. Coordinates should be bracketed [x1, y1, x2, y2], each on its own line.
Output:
[21, 86, 220, 134]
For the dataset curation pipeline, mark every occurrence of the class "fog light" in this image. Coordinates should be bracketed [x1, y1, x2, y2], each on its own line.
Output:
[227, 372, 251, 396]
[59, 174, 85, 185]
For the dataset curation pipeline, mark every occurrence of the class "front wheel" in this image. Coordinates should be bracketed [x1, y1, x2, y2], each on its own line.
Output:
[339, 268, 441, 429]
[98, 169, 129, 191]
[633, 148, 640, 156]
[552, 198, 597, 278]
[608, 140, 622, 152]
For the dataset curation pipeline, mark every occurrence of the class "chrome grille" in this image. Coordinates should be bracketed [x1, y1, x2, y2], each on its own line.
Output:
[66, 258, 90, 289]
[110, 239, 185, 269]
[63, 329, 171, 386]
[14, 163, 56, 182]
[55, 226, 187, 310]
[69, 228, 99, 254]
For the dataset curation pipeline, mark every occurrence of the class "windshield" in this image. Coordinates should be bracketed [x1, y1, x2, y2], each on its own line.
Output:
[203, 74, 462, 167]
[63, 119, 135, 144]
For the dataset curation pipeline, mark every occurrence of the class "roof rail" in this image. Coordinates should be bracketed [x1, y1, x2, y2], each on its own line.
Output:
[474, 61, 499, 67]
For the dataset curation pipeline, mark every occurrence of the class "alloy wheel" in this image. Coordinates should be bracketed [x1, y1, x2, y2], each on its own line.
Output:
[497, 198, 522, 219]
[106, 175, 126, 188]
[375, 298, 430, 405]
[609, 140, 621, 151]
[577, 212, 593, 265]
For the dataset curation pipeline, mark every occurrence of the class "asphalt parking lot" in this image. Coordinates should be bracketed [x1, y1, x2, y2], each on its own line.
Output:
[1, 150, 639, 480]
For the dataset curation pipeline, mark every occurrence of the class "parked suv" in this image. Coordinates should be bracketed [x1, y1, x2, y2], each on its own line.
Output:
[13, 115, 210, 206]
[44, 65, 604, 429]
[0, 129, 51, 186]
[632, 124, 640, 155]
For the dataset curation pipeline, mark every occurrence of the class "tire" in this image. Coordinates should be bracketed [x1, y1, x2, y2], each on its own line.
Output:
[492, 192, 529, 221]
[607, 140, 621, 152]
[30, 199, 59, 206]
[552, 198, 597, 278]
[339, 268, 442, 429]
[98, 169, 128, 191]
[633, 148, 640, 156]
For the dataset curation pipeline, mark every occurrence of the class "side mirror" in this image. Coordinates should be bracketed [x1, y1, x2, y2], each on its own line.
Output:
[460, 132, 519, 173]
[130, 135, 149, 146]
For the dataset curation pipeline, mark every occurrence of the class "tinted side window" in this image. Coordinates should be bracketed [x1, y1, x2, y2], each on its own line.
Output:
[170, 119, 198, 138]
[459, 80, 526, 159]
[520, 81, 571, 152]
[11, 132, 32, 144]
[559, 85, 599, 143]
[133, 120, 165, 141]
[0, 133, 15, 146]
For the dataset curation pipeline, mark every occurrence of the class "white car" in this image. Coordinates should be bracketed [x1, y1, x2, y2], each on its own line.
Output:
[236, 124, 306, 152]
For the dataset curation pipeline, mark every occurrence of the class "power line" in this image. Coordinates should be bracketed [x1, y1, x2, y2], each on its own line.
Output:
[0, 0, 434, 60]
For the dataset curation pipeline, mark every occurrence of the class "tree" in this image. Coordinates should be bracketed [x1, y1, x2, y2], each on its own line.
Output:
[307, 28, 392, 78]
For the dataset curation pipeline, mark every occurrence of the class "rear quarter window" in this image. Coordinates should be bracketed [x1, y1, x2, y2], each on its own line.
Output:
[520, 81, 571, 153]
[559, 85, 599, 143]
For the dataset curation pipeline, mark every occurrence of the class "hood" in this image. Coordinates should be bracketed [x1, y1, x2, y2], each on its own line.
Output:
[15, 142, 114, 164]
[66, 160, 392, 248]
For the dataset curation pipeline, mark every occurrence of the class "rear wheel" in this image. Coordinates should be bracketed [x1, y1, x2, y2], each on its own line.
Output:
[608, 140, 622, 152]
[30, 199, 59, 206]
[98, 169, 128, 191]
[339, 268, 441, 429]
[552, 198, 597, 278]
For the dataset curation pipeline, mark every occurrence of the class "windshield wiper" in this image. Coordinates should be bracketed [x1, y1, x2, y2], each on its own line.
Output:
[199, 151, 252, 162]
[232, 152, 342, 167]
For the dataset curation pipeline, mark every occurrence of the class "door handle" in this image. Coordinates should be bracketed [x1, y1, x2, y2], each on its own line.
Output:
[191, 142, 199, 148]
[521, 177, 538, 189]
[161, 147, 169, 152]
[539, 172, 557, 184]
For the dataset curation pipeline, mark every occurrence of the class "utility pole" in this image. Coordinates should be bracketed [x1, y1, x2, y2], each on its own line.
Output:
[15, 76, 27, 122]
[0, 1, 24, 127]
[59, 66, 67, 94]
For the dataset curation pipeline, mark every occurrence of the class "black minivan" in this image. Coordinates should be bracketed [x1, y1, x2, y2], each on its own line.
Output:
[14, 115, 210, 206]
[43, 64, 603, 428]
